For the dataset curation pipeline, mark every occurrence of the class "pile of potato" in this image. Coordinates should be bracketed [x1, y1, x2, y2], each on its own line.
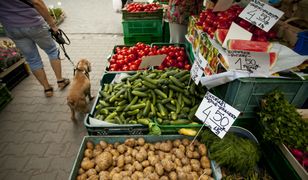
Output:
[77, 138, 213, 180]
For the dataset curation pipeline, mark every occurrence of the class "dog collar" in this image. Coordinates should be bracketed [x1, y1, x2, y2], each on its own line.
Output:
[74, 67, 90, 79]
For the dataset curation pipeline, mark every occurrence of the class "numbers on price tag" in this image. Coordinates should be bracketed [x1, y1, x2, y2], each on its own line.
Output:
[239, 0, 284, 32]
[195, 92, 240, 138]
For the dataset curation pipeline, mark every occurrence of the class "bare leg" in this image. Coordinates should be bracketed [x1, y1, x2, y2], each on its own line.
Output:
[50, 59, 63, 81]
[32, 68, 51, 89]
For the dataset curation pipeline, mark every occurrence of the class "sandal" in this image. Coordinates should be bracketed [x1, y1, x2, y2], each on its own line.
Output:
[57, 78, 70, 90]
[44, 87, 54, 97]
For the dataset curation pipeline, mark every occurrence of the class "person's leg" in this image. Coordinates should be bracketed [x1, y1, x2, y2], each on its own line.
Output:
[4, 26, 53, 96]
[169, 22, 188, 43]
[30, 23, 70, 89]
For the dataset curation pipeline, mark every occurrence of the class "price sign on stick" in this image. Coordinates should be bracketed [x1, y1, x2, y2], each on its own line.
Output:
[227, 50, 270, 75]
[195, 92, 240, 138]
[190, 54, 207, 85]
[239, 0, 284, 32]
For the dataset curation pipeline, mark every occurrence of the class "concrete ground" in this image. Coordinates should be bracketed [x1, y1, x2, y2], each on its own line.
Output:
[0, 0, 123, 179]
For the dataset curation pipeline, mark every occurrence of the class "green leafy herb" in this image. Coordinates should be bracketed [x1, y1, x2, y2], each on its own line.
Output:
[200, 130, 260, 174]
[259, 90, 308, 151]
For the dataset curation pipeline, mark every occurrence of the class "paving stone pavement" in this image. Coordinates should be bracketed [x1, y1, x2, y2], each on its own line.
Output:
[0, 0, 124, 179]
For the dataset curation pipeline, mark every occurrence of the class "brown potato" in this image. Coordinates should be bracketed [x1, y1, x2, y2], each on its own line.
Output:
[124, 155, 132, 164]
[84, 149, 93, 158]
[198, 144, 207, 156]
[157, 151, 165, 160]
[95, 165, 100, 172]
[159, 176, 169, 180]
[177, 171, 187, 180]
[191, 172, 199, 179]
[140, 148, 148, 159]
[133, 161, 143, 171]
[186, 173, 195, 180]
[181, 157, 190, 165]
[200, 156, 210, 169]
[124, 164, 135, 172]
[187, 145, 194, 152]
[192, 151, 200, 159]
[95, 144, 103, 150]
[143, 166, 154, 176]
[191, 162, 200, 172]
[147, 172, 160, 180]
[182, 138, 190, 146]
[122, 176, 132, 180]
[148, 155, 159, 166]
[168, 171, 177, 180]
[117, 155, 125, 168]
[81, 159, 94, 170]
[174, 149, 185, 159]
[98, 171, 110, 178]
[87, 141, 94, 150]
[141, 160, 150, 167]
[162, 159, 174, 172]
[149, 144, 155, 151]
[172, 139, 181, 147]
[199, 175, 209, 180]
[120, 171, 132, 177]
[155, 163, 164, 176]
[77, 174, 87, 180]
[135, 153, 144, 162]
[117, 144, 127, 154]
[112, 173, 123, 180]
[86, 168, 97, 177]
[178, 145, 185, 152]
[114, 142, 120, 149]
[154, 142, 161, 150]
[174, 158, 182, 167]
[137, 137, 145, 146]
[89, 175, 99, 180]
[110, 149, 120, 158]
[186, 150, 193, 159]
[132, 171, 144, 180]
[148, 151, 155, 157]
[182, 165, 192, 173]
[143, 143, 149, 150]
[93, 148, 103, 157]
[78, 168, 85, 175]
[124, 138, 136, 147]
[202, 168, 212, 176]
[99, 141, 108, 149]
[159, 142, 172, 152]
[132, 149, 138, 157]
[95, 152, 113, 171]
[125, 147, 132, 156]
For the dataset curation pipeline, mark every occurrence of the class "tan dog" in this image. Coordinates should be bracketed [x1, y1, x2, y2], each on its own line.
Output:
[67, 59, 94, 121]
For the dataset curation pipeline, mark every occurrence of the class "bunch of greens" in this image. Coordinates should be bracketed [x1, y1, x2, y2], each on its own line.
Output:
[49, 8, 63, 20]
[259, 90, 308, 151]
[200, 130, 260, 175]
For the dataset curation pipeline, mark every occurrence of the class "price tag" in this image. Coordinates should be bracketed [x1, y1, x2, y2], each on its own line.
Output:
[195, 92, 240, 138]
[213, 0, 233, 12]
[190, 53, 207, 85]
[227, 50, 270, 75]
[239, 0, 284, 32]
[139, 54, 166, 69]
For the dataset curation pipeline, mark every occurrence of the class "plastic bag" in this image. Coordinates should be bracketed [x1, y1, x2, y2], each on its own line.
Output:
[113, 0, 122, 13]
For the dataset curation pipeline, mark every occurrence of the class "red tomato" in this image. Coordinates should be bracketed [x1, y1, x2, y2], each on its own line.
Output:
[122, 65, 129, 71]
[184, 64, 191, 70]
[177, 56, 184, 62]
[109, 58, 116, 64]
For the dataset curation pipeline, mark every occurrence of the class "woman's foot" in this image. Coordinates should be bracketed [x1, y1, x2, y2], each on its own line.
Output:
[57, 78, 70, 90]
[44, 87, 54, 97]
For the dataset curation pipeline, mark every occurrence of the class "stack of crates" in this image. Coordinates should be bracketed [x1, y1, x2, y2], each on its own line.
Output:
[122, 6, 164, 45]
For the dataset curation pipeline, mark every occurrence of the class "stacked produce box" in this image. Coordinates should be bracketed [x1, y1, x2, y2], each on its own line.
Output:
[122, 3, 164, 45]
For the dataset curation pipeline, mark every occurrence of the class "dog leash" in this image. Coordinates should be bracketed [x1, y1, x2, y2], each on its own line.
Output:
[49, 28, 75, 67]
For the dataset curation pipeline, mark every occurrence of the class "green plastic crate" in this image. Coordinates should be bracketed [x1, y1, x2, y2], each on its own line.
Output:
[86, 73, 148, 135]
[212, 77, 308, 119]
[122, 8, 163, 20]
[163, 21, 170, 43]
[124, 35, 163, 45]
[122, 19, 163, 38]
[0, 84, 12, 111]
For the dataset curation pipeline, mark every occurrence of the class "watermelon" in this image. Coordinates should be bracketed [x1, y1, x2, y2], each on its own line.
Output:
[227, 39, 272, 52]
[215, 29, 228, 45]
[270, 52, 277, 69]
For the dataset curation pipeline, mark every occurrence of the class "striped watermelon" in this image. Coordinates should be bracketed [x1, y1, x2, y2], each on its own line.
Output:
[227, 39, 272, 52]
[215, 29, 229, 45]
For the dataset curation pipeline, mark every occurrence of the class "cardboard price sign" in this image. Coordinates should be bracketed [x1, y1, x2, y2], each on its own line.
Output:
[139, 54, 166, 69]
[227, 50, 270, 75]
[239, 0, 284, 32]
[195, 92, 240, 138]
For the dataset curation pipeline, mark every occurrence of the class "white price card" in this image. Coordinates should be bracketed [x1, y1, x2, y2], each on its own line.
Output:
[227, 50, 270, 75]
[195, 92, 240, 138]
[239, 0, 284, 32]
[190, 53, 207, 85]
[139, 54, 166, 69]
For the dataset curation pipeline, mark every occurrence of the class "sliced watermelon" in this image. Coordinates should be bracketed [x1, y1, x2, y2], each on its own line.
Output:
[215, 29, 228, 45]
[270, 52, 277, 69]
[227, 39, 272, 52]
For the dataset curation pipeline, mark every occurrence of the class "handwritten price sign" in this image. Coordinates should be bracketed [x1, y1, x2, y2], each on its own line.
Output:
[195, 92, 240, 138]
[227, 50, 270, 75]
[239, 0, 284, 32]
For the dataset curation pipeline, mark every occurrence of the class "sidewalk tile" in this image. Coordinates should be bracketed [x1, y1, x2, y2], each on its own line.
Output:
[19, 121, 41, 132]
[23, 156, 52, 173]
[0, 143, 28, 157]
[44, 143, 70, 157]
[22, 132, 45, 143]
[23, 143, 49, 156]
[38, 122, 60, 133]
[2, 170, 31, 180]
[2, 156, 30, 171]
[30, 171, 58, 180]
[0, 121, 25, 132]
[57, 170, 70, 180]
[48, 156, 75, 172]
[41, 131, 66, 144]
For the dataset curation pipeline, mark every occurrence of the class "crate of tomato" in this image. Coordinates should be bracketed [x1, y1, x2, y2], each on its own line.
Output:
[122, 2, 163, 20]
[107, 42, 192, 72]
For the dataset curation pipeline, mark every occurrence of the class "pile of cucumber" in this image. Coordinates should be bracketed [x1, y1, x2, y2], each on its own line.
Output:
[95, 68, 206, 126]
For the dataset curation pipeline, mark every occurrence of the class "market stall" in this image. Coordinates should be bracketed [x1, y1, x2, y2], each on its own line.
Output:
[69, 0, 307, 179]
